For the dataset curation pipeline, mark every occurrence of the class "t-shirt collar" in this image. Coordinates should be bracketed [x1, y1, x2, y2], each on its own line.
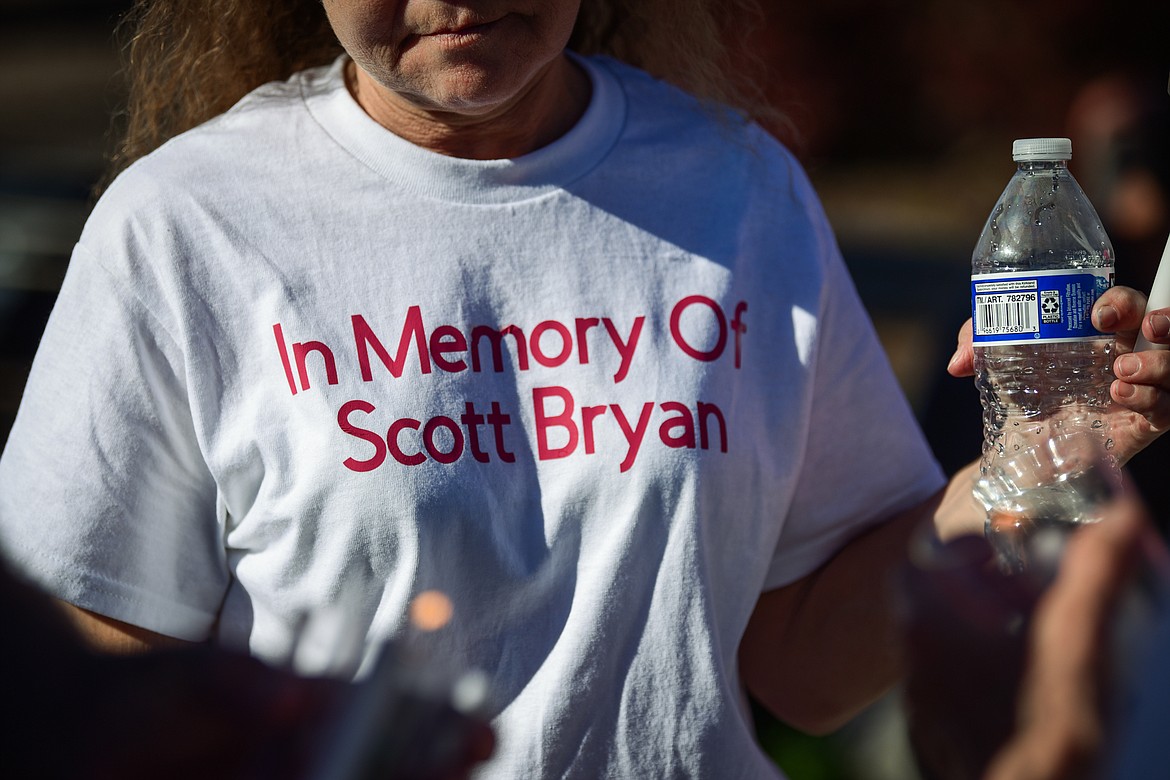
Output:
[303, 52, 626, 204]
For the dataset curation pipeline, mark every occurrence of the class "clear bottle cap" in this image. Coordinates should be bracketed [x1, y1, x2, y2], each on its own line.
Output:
[1012, 137, 1072, 162]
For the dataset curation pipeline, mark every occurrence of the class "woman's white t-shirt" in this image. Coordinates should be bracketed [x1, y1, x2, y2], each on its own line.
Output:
[0, 55, 943, 778]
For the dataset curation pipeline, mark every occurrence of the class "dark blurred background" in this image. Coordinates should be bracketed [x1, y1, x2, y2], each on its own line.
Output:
[1, 0, 1168, 778]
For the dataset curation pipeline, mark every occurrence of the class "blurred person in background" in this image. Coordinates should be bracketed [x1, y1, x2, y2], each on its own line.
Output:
[1066, 70, 1170, 296]
[1, 1, 1168, 777]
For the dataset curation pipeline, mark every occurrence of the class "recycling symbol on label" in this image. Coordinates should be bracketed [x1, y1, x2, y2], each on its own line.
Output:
[1041, 292, 1061, 324]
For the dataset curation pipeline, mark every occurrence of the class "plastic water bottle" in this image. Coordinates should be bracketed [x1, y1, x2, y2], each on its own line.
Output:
[970, 138, 1116, 569]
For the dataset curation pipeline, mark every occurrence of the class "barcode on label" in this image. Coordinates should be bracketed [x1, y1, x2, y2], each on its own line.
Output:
[974, 291, 1040, 336]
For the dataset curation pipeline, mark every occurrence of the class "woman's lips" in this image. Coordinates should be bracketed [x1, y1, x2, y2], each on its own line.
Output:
[432, 21, 493, 35]
[426, 16, 502, 39]
[400, 14, 509, 54]
[421, 17, 508, 53]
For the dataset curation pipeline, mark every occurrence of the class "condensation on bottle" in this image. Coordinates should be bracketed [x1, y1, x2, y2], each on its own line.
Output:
[971, 138, 1116, 533]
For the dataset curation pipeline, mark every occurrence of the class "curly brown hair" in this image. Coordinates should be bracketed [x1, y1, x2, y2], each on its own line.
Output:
[108, 0, 768, 179]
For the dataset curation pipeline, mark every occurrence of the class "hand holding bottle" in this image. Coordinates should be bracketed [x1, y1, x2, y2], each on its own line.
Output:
[1092, 287, 1170, 462]
[949, 288, 1170, 466]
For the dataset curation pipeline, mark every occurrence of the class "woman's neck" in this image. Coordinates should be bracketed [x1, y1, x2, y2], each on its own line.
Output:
[346, 54, 592, 160]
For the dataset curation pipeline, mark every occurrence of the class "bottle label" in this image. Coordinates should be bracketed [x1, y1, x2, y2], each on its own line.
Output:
[971, 268, 1114, 345]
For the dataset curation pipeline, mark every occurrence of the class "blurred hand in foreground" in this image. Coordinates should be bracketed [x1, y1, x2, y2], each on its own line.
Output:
[985, 490, 1165, 780]
[1, 558, 493, 780]
[900, 487, 1167, 780]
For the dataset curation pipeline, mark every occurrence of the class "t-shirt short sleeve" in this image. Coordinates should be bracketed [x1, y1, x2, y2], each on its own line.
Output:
[0, 243, 225, 639]
[760, 183, 945, 590]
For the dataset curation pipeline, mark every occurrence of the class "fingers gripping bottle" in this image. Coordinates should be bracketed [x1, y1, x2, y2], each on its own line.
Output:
[971, 138, 1117, 567]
